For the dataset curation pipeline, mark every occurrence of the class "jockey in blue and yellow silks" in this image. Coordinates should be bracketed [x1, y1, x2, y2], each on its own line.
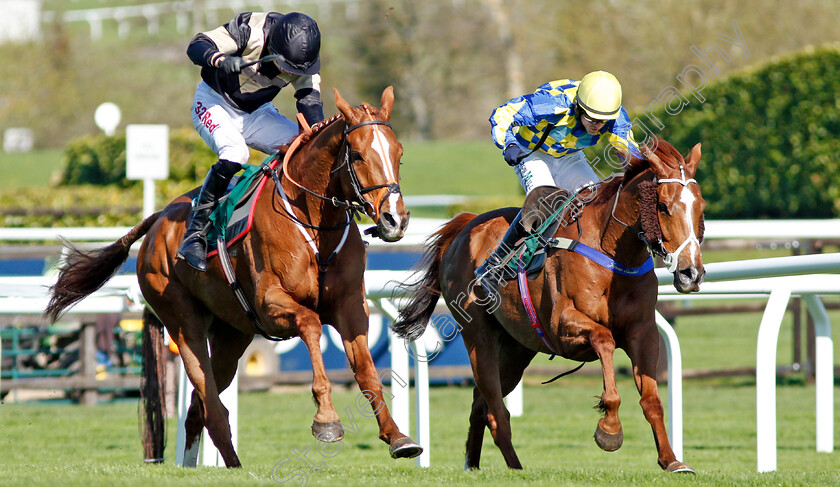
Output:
[476, 71, 640, 293]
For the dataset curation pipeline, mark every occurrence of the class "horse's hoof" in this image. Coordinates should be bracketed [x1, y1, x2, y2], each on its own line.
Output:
[593, 424, 623, 451]
[666, 461, 696, 474]
[311, 420, 344, 443]
[389, 436, 423, 459]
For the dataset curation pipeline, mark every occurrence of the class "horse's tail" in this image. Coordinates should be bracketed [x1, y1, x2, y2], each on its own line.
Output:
[392, 213, 476, 341]
[44, 212, 162, 323]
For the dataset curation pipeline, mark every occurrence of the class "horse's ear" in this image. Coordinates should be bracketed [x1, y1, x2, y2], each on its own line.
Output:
[380, 86, 394, 121]
[334, 88, 357, 123]
[685, 143, 702, 177]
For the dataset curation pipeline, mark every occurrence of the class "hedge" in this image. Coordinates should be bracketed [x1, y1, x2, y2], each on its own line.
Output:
[57, 127, 218, 187]
[642, 43, 840, 218]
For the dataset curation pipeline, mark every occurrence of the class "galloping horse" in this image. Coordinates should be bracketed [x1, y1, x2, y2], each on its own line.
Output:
[45, 87, 422, 467]
[393, 138, 704, 473]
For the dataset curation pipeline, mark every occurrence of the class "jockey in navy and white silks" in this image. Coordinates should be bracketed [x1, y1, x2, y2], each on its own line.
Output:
[178, 12, 325, 272]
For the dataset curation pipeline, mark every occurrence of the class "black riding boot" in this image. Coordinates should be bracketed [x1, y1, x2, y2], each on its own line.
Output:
[474, 210, 527, 297]
[177, 160, 241, 271]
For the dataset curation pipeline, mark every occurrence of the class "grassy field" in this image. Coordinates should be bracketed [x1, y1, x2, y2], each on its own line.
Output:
[1, 376, 839, 487]
[0, 149, 63, 190]
[2, 308, 840, 486]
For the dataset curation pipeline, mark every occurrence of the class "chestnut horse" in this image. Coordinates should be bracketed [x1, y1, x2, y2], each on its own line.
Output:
[393, 138, 704, 473]
[45, 87, 422, 467]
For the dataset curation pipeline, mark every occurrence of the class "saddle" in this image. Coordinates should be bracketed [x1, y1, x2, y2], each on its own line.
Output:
[501, 186, 580, 279]
[205, 154, 279, 258]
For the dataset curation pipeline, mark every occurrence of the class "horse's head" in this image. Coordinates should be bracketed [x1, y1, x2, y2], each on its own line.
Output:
[333, 86, 409, 242]
[642, 140, 706, 293]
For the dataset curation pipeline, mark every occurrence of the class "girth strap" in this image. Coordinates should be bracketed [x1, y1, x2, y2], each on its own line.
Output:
[550, 237, 654, 277]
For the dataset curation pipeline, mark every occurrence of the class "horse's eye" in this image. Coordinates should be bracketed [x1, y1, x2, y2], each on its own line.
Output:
[657, 202, 669, 214]
[351, 151, 364, 162]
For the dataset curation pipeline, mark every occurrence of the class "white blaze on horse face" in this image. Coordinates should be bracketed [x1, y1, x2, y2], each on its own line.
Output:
[387, 191, 402, 214]
[677, 185, 701, 267]
[371, 125, 397, 182]
[371, 124, 402, 217]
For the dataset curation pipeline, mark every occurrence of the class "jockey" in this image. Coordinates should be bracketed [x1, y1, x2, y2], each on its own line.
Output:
[475, 71, 640, 292]
[178, 11, 325, 271]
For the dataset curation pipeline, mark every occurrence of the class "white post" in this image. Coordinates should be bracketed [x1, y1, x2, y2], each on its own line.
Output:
[175, 355, 238, 467]
[654, 311, 683, 461]
[200, 373, 238, 467]
[505, 380, 523, 417]
[380, 298, 410, 435]
[755, 287, 791, 473]
[126, 124, 168, 217]
[413, 341, 431, 468]
[802, 294, 834, 453]
[143, 179, 156, 218]
[175, 361, 191, 466]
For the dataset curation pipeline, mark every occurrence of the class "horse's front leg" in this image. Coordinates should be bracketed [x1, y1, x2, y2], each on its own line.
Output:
[560, 308, 623, 452]
[626, 323, 695, 473]
[264, 288, 343, 443]
[330, 296, 422, 459]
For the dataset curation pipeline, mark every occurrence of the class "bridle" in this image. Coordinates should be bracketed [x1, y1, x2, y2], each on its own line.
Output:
[277, 116, 401, 229]
[610, 164, 700, 273]
[334, 119, 402, 221]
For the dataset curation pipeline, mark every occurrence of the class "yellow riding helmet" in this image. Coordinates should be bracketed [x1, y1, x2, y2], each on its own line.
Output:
[576, 71, 622, 120]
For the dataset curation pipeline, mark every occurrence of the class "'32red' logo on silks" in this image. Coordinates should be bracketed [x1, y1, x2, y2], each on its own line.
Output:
[194, 102, 220, 133]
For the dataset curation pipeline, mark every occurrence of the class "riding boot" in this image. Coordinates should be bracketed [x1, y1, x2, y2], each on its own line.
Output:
[474, 210, 527, 297]
[177, 160, 241, 271]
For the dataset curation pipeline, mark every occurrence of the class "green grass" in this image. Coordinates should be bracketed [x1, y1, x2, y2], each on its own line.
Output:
[400, 140, 520, 197]
[0, 149, 62, 190]
[1, 377, 839, 486]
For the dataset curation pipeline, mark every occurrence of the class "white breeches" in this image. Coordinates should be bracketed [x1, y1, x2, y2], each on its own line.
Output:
[513, 149, 599, 194]
[191, 81, 298, 165]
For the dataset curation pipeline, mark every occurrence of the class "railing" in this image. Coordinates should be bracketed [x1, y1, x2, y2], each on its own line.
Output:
[41, 0, 363, 41]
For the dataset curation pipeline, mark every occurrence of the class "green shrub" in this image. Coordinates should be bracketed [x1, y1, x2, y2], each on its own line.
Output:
[57, 127, 224, 187]
[642, 43, 840, 218]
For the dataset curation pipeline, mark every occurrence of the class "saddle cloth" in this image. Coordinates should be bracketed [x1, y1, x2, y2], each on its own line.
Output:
[205, 155, 278, 258]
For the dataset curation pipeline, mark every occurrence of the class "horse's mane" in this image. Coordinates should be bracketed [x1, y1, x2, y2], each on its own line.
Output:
[274, 112, 343, 156]
[275, 103, 386, 156]
[588, 137, 695, 246]
[590, 137, 684, 206]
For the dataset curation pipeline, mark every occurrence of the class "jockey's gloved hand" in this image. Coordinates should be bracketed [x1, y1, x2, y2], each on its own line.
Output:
[218, 55, 244, 75]
[503, 144, 527, 166]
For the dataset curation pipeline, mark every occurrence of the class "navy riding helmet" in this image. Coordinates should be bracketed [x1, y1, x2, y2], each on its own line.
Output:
[268, 12, 321, 76]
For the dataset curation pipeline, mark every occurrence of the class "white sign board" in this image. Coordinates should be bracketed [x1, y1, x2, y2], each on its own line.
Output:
[126, 124, 169, 180]
[3, 128, 34, 152]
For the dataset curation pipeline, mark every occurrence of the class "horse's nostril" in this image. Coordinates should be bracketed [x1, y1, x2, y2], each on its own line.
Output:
[382, 212, 397, 229]
[679, 267, 698, 282]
